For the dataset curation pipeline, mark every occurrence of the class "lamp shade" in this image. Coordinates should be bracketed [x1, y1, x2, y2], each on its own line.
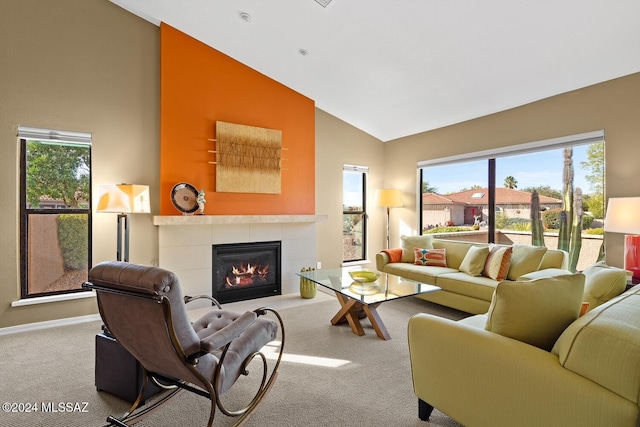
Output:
[603, 197, 640, 234]
[376, 189, 403, 208]
[97, 184, 150, 214]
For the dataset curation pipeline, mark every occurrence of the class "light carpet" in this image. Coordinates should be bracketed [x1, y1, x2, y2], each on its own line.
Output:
[0, 296, 468, 427]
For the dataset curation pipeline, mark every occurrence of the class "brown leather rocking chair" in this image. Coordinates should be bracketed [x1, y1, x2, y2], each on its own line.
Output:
[83, 261, 284, 427]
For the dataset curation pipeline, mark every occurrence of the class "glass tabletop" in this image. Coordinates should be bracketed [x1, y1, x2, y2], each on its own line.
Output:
[297, 268, 440, 305]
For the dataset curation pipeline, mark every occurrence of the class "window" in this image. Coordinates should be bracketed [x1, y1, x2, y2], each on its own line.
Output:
[19, 127, 92, 298]
[419, 131, 605, 271]
[343, 165, 368, 262]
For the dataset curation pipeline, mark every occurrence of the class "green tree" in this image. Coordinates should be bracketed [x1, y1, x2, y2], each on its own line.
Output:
[580, 142, 605, 194]
[26, 141, 90, 208]
[422, 181, 438, 193]
[521, 185, 562, 200]
[453, 184, 483, 194]
[580, 142, 605, 218]
[583, 193, 605, 218]
[503, 176, 518, 189]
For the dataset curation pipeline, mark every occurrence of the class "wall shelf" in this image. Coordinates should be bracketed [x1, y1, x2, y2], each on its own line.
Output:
[153, 214, 328, 226]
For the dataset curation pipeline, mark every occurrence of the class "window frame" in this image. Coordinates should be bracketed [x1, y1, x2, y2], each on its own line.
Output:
[343, 164, 369, 263]
[418, 130, 605, 244]
[19, 127, 93, 299]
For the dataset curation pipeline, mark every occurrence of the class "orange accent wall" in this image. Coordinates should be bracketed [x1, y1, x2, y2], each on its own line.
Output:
[160, 24, 315, 215]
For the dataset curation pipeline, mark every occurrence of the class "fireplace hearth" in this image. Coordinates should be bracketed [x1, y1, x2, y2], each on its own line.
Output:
[212, 241, 282, 304]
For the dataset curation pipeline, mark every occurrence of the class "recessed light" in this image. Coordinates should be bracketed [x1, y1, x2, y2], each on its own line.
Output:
[239, 12, 252, 23]
[298, 48, 310, 57]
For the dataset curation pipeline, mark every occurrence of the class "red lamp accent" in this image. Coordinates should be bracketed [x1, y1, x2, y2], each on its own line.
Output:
[604, 197, 640, 280]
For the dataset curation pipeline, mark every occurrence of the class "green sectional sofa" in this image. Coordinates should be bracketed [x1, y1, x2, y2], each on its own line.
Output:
[408, 273, 637, 427]
[376, 235, 570, 314]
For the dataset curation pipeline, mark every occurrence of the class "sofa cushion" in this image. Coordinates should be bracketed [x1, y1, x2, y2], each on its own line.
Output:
[414, 247, 447, 267]
[435, 272, 499, 301]
[507, 244, 548, 280]
[381, 263, 456, 285]
[459, 246, 490, 277]
[432, 239, 476, 270]
[401, 235, 433, 263]
[552, 287, 640, 404]
[484, 274, 585, 351]
[483, 245, 512, 281]
[581, 261, 627, 311]
[539, 249, 568, 270]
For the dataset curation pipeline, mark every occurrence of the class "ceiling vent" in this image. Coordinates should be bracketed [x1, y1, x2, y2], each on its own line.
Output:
[314, 0, 333, 8]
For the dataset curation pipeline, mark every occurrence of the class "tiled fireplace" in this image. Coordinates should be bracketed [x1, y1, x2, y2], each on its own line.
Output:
[154, 215, 326, 308]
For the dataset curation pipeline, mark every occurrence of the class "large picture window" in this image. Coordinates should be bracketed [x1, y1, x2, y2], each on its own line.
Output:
[419, 131, 605, 272]
[343, 165, 368, 263]
[19, 127, 92, 298]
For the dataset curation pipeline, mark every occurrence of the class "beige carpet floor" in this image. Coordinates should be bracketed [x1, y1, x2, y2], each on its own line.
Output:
[0, 296, 468, 427]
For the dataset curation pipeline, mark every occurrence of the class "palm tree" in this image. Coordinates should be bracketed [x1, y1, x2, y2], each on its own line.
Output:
[503, 176, 518, 189]
[422, 181, 438, 193]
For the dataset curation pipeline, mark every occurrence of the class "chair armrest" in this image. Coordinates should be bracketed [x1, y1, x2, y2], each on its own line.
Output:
[408, 314, 637, 427]
[199, 311, 257, 352]
[184, 294, 221, 309]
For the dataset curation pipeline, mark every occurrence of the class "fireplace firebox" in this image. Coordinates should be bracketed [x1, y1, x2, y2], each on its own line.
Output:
[212, 241, 282, 304]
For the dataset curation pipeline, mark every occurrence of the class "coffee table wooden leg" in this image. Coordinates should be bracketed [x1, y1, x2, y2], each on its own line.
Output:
[331, 294, 390, 339]
[331, 293, 365, 336]
[362, 303, 391, 340]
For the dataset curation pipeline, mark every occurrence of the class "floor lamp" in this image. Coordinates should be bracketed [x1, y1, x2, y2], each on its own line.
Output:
[376, 189, 403, 249]
[97, 184, 150, 262]
[604, 197, 640, 282]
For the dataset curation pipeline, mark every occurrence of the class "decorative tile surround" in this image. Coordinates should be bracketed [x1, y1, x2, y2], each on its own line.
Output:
[155, 215, 327, 306]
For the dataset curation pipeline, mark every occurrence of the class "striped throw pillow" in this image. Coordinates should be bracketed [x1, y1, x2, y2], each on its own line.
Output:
[483, 245, 512, 280]
[414, 247, 447, 267]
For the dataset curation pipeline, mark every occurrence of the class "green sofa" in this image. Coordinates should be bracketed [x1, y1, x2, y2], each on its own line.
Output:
[408, 272, 637, 427]
[376, 235, 570, 314]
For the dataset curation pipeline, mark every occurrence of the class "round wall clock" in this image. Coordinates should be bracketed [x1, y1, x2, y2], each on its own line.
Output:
[170, 182, 199, 214]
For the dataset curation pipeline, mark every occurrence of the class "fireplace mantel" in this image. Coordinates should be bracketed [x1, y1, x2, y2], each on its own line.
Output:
[153, 214, 328, 226]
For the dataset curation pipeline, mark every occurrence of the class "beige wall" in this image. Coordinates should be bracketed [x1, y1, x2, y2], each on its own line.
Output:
[0, 0, 160, 327]
[315, 110, 386, 269]
[383, 72, 640, 269]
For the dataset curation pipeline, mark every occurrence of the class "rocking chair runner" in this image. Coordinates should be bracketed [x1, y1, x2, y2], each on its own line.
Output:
[83, 261, 284, 427]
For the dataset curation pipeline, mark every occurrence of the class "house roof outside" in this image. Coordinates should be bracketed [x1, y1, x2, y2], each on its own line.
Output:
[423, 187, 562, 207]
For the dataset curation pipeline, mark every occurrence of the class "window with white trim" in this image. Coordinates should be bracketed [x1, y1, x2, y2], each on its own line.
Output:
[19, 126, 92, 298]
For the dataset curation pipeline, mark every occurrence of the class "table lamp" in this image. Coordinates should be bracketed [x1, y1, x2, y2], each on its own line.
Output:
[376, 189, 403, 249]
[603, 197, 640, 281]
[97, 184, 150, 262]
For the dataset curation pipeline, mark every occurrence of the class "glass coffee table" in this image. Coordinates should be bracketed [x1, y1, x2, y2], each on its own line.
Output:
[297, 268, 440, 340]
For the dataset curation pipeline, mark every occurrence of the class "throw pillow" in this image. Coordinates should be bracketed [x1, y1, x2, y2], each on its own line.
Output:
[401, 235, 434, 263]
[581, 261, 627, 311]
[414, 247, 447, 267]
[459, 246, 490, 277]
[484, 274, 585, 351]
[507, 244, 548, 280]
[483, 245, 512, 281]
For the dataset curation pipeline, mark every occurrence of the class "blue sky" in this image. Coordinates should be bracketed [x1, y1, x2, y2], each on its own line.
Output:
[423, 145, 594, 195]
[343, 144, 599, 207]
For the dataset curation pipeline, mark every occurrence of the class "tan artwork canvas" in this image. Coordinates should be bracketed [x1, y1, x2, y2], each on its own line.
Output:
[215, 121, 282, 194]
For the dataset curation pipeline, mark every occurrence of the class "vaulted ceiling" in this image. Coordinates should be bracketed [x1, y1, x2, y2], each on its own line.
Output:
[111, 0, 640, 142]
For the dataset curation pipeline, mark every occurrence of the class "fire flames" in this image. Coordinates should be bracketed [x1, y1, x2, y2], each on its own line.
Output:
[225, 263, 270, 288]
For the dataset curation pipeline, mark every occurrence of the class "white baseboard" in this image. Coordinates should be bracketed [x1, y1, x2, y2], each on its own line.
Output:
[0, 314, 102, 336]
